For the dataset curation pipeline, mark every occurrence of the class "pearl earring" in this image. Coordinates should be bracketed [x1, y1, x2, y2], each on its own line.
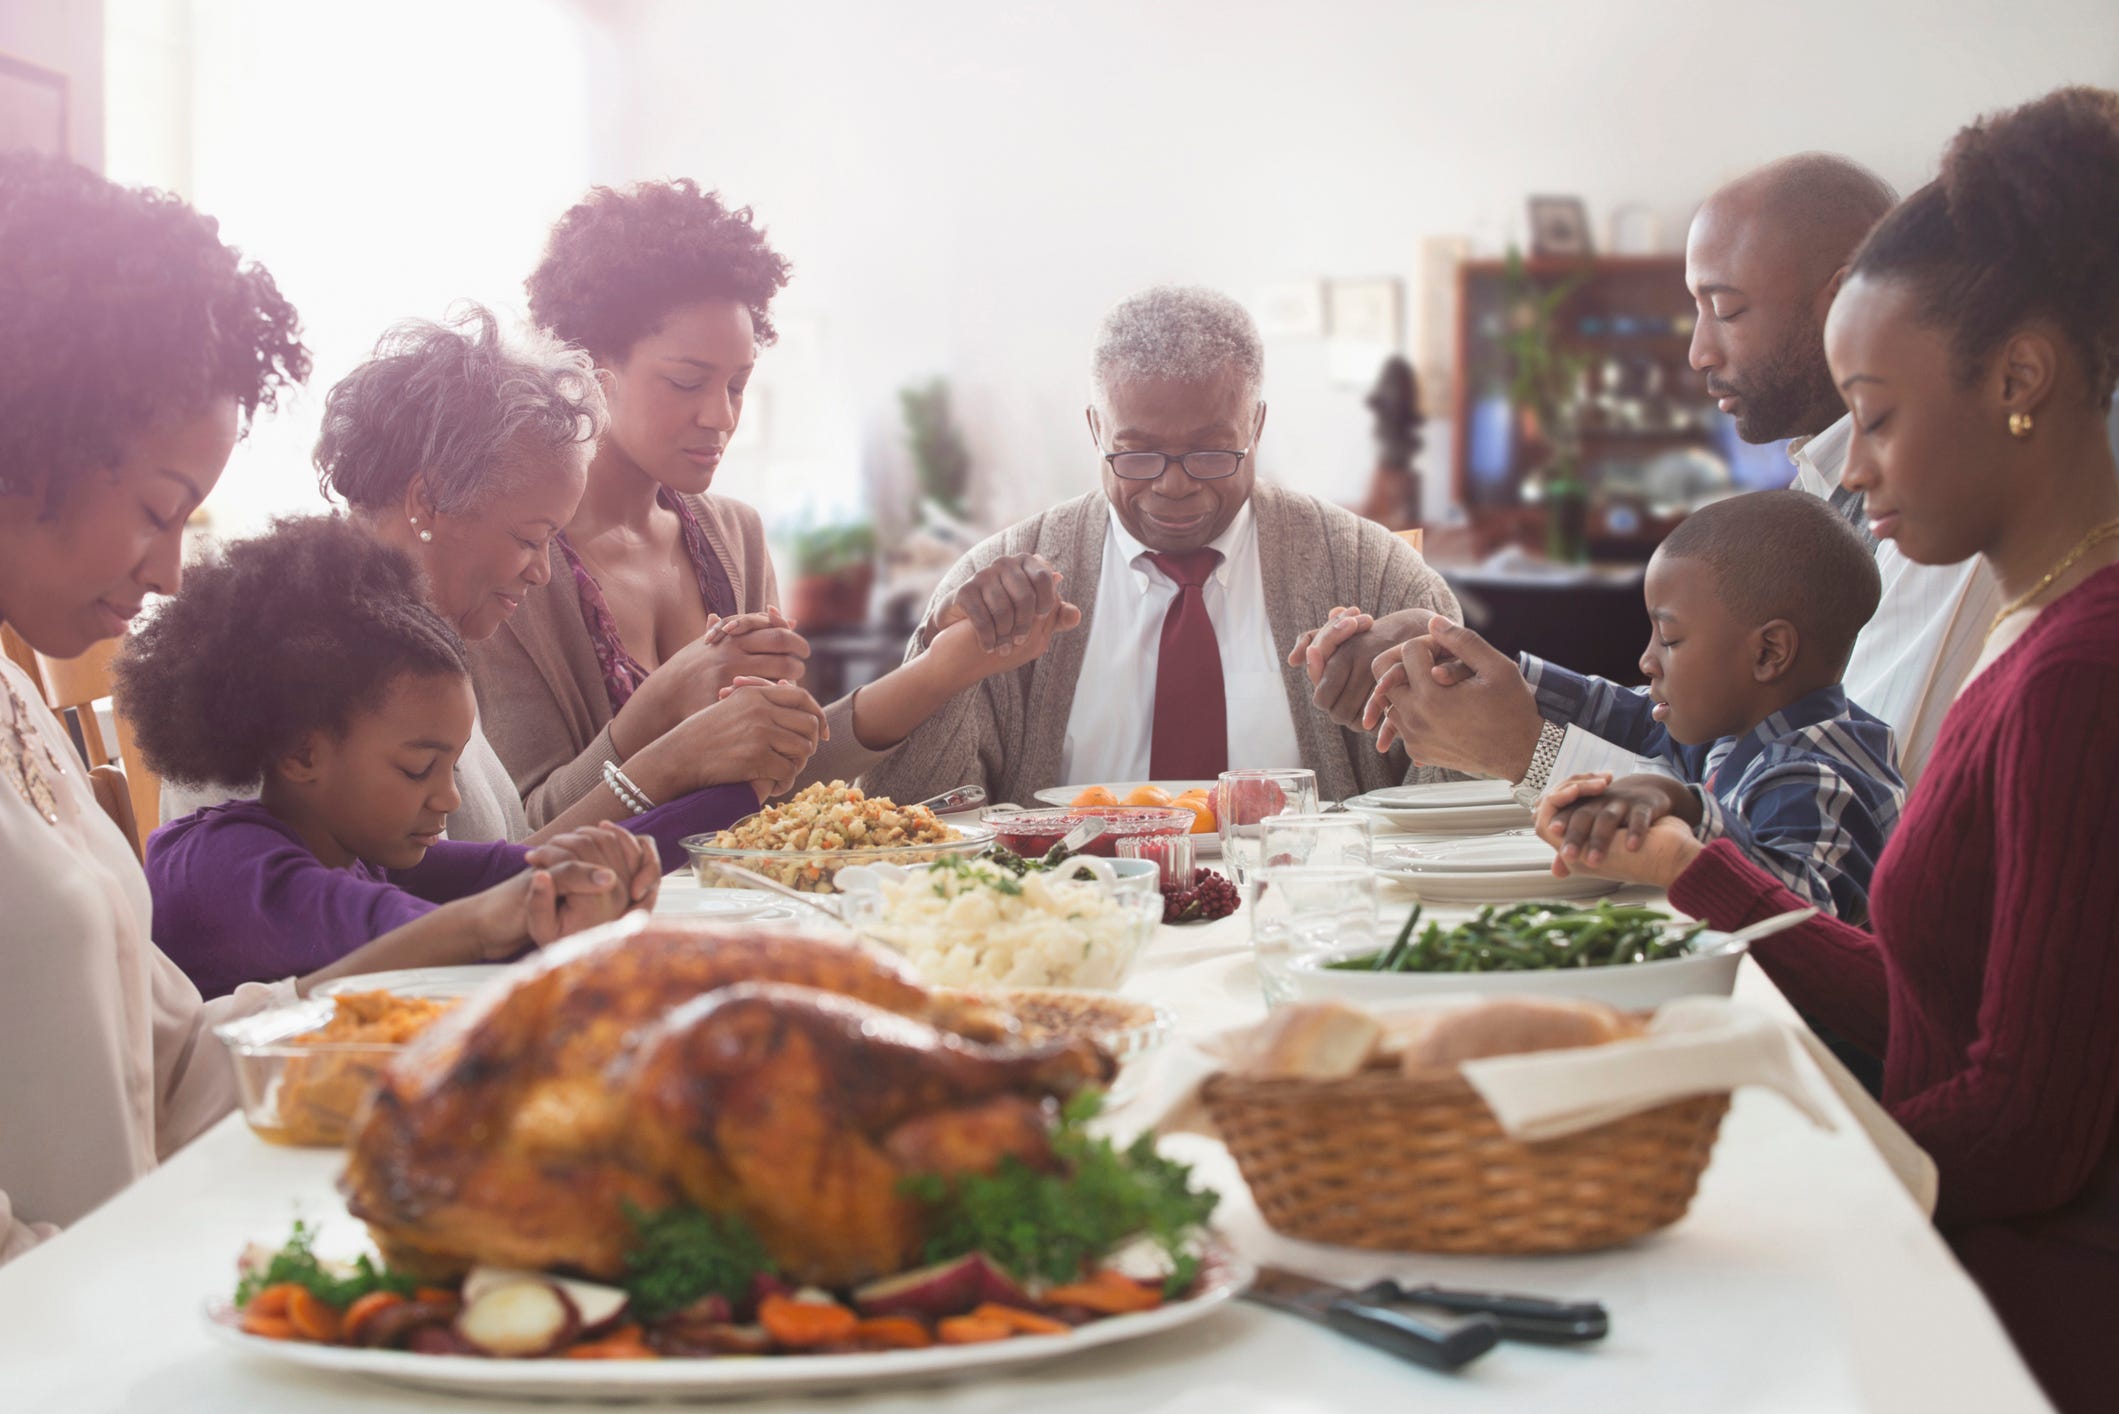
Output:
[419, 529, 434, 542]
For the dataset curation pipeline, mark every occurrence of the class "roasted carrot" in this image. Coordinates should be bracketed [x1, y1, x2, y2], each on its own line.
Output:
[937, 1314, 1014, 1344]
[757, 1294, 859, 1349]
[240, 1312, 299, 1341]
[1041, 1270, 1163, 1315]
[850, 1316, 933, 1350]
[414, 1286, 460, 1306]
[286, 1286, 345, 1342]
[564, 1324, 658, 1360]
[970, 1303, 1072, 1336]
[243, 1283, 302, 1320]
[341, 1291, 405, 1344]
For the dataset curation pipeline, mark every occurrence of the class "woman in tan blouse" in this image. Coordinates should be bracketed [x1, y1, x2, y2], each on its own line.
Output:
[473, 180, 1073, 826]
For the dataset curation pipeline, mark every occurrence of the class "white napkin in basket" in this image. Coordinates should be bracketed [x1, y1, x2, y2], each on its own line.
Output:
[1458, 994, 1833, 1138]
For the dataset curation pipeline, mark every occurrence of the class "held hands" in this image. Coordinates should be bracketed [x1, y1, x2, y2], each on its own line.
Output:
[1359, 617, 1543, 777]
[700, 674, 831, 802]
[1287, 606, 1392, 729]
[1533, 772, 1705, 888]
[935, 553, 1066, 654]
[928, 581, 1083, 682]
[479, 822, 657, 956]
[617, 607, 811, 751]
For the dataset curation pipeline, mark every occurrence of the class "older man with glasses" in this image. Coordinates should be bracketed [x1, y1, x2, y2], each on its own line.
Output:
[862, 285, 1461, 806]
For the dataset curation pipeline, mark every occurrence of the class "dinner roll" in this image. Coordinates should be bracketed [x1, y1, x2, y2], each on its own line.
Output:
[1389, 998, 1640, 1074]
[1237, 1001, 1383, 1079]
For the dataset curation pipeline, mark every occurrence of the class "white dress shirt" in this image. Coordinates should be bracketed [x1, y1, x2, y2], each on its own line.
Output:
[1788, 415, 1999, 787]
[1058, 499, 1303, 785]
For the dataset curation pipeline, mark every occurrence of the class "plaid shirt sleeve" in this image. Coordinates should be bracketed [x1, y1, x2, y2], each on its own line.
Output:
[1691, 746, 1903, 924]
[1519, 655, 1679, 766]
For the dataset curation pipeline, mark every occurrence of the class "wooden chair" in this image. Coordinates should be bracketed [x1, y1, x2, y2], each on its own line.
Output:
[1, 624, 42, 692]
[1394, 527, 1425, 556]
[89, 762, 142, 857]
[34, 637, 161, 858]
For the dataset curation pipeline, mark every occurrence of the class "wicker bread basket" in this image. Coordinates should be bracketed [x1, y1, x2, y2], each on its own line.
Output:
[1201, 1066, 1729, 1255]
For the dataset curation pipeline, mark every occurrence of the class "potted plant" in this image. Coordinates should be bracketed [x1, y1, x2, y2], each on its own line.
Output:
[787, 521, 877, 632]
[1501, 249, 1595, 563]
[899, 378, 972, 527]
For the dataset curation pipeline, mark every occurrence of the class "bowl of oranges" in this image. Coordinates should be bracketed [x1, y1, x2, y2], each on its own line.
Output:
[1032, 781, 1221, 853]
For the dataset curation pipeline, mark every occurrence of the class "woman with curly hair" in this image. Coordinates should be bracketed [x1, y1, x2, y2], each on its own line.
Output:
[0, 154, 306, 1259]
[125, 516, 656, 998]
[308, 305, 756, 858]
[0, 159, 627, 1261]
[475, 180, 1075, 826]
[1529, 87, 2119, 1411]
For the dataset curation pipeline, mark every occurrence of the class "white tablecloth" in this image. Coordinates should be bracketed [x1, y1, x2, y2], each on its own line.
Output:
[0, 892, 2051, 1412]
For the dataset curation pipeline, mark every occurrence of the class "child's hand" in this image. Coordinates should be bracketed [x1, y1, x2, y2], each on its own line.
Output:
[1535, 772, 1704, 887]
[527, 820, 661, 911]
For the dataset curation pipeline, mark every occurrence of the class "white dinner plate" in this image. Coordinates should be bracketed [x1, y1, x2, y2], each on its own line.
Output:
[1375, 865, 1620, 903]
[1026, 782, 1221, 859]
[1373, 832, 1554, 875]
[1343, 799, 1535, 834]
[203, 1244, 1250, 1401]
[1354, 780, 1518, 810]
[314, 966, 506, 1000]
[651, 885, 797, 922]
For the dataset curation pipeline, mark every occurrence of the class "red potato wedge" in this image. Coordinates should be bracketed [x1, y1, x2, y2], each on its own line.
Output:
[341, 1292, 405, 1345]
[349, 1299, 461, 1351]
[406, 1324, 479, 1356]
[650, 1322, 773, 1358]
[462, 1266, 630, 1339]
[853, 1252, 1028, 1320]
[455, 1280, 579, 1358]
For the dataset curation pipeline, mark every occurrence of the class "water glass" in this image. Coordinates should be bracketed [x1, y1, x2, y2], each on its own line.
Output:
[1258, 812, 1373, 872]
[1250, 864, 1379, 1006]
[1118, 833, 1194, 890]
[1216, 768, 1319, 886]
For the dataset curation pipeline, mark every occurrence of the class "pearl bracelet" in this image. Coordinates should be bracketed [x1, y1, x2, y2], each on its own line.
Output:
[601, 759, 655, 816]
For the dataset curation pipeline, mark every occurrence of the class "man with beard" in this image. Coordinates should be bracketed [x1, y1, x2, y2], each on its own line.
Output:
[1299, 153, 1998, 792]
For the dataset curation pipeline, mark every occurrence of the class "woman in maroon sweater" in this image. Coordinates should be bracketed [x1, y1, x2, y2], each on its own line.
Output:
[1534, 87, 2119, 1412]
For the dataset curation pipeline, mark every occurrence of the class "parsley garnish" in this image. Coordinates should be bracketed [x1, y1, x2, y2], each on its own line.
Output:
[903, 1091, 1218, 1296]
[233, 1219, 417, 1309]
[619, 1201, 772, 1320]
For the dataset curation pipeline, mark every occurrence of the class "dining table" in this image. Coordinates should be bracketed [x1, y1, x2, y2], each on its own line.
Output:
[0, 844, 2053, 1413]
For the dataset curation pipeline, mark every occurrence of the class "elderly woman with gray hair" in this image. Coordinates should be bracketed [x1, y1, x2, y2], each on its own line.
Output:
[312, 306, 761, 859]
[862, 284, 1463, 806]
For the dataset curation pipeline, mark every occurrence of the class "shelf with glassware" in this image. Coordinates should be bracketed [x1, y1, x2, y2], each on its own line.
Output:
[1449, 255, 1739, 563]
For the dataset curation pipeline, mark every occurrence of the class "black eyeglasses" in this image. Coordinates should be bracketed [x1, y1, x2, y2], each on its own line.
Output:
[1103, 448, 1251, 482]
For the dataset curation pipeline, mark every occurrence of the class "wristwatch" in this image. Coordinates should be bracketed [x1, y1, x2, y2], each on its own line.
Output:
[1509, 720, 1566, 810]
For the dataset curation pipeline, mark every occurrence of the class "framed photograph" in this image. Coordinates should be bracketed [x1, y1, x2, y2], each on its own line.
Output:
[1528, 195, 1592, 258]
[0, 52, 68, 159]
[1254, 282, 1325, 338]
[1326, 277, 1402, 345]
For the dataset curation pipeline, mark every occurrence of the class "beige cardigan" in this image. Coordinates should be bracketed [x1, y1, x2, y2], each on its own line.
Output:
[860, 482, 1463, 806]
[468, 494, 884, 830]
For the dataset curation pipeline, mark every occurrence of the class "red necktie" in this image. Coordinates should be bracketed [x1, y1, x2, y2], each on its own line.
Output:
[1146, 549, 1228, 779]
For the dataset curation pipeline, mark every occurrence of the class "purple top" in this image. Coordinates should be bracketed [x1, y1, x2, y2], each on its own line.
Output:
[623, 784, 760, 874]
[146, 801, 532, 999]
[554, 489, 738, 714]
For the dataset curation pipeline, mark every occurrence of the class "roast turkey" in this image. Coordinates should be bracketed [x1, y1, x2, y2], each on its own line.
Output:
[341, 916, 1112, 1286]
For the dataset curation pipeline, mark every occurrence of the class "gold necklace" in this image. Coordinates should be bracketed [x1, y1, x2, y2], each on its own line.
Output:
[2, 672, 64, 826]
[1989, 516, 2119, 638]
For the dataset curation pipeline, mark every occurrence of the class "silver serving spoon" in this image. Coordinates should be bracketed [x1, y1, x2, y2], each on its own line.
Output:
[696, 860, 853, 928]
[909, 783, 987, 815]
[1056, 814, 1111, 857]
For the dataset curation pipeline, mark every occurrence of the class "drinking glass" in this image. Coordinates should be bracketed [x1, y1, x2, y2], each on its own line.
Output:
[1249, 864, 1379, 1006]
[1258, 812, 1373, 872]
[1216, 768, 1318, 886]
[1118, 833, 1194, 891]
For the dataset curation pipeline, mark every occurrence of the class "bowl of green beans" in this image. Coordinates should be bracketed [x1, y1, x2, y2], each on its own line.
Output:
[1280, 901, 1746, 1010]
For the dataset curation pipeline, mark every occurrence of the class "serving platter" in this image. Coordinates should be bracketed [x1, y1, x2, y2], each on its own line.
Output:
[203, 1244, 1251, 1401]
[1343, 781, 1533, 835]
[1029, 782, 1221, 858]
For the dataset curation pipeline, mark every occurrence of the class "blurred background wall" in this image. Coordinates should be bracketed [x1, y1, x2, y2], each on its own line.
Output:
[28, 0, 2112, 571]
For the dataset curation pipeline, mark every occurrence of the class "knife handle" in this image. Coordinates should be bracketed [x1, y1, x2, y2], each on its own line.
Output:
[1382, 1283, 1610, 1344]
[1322, 1296, 1500, 1372]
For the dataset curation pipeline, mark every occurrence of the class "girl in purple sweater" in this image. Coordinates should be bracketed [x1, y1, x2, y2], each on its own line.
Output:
[121, 516, 661, 997]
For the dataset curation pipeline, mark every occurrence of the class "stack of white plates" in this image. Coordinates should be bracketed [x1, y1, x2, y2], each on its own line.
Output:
[651, 883, 799, 922]
[1372, 831, 1617, 902]
[1342, 779, 1534, 834]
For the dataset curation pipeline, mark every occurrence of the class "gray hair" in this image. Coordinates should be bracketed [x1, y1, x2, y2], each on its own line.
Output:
[1090, 285, 1265, 412]
[316, 303, 605, 515]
